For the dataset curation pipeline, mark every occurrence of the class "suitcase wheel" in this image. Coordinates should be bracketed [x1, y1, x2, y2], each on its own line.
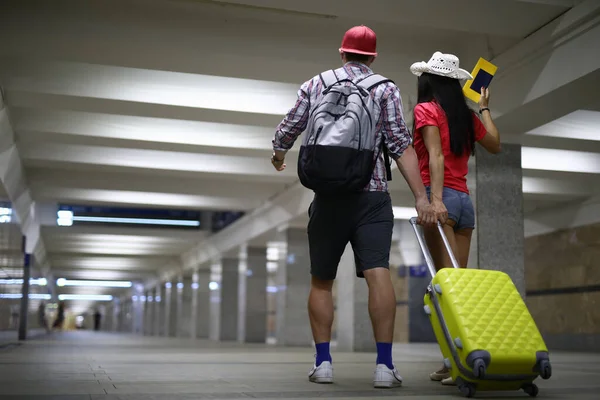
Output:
[540, 359, 552, 380]
[434, 284, 443, 294]
[522, 383, 539, 397]
[458, 382, 476, 398]
[423, 305, 432, 315]
[473, 358, 486, 378]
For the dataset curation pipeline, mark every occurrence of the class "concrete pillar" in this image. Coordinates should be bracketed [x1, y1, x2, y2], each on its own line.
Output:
[276, 227, 312, 347]
[143, 291, 153, 335]
[178, 276, 194, 338]
[18, 251, 31, 341]
[475, 144, 525, 297]
[112, 300, 120, 332]
[219, 257, 239, 341]
[273, 238, 288, 345]
[195, 270, 211, 339]
[336, 244, 374, 352]
[209, 259, 221, 341]
[244, 246, 268, 343]
[154, 285, 163, 336]
[132, 286, 144, 334]
[168, 280, 178, 337]
[237, 245, 247, 342]
[163, 282, 172, 336]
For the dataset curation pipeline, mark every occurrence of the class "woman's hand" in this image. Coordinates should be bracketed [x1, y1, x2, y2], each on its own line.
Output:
[431, 199, 448, 225]
[479, 86, 490, 109]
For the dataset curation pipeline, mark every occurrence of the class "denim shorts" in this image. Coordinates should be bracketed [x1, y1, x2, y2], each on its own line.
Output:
[425, 186, 475, 230]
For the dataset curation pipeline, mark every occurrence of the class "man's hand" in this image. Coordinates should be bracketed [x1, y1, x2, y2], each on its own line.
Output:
[431, 199, 448, 225]
[415, 196, 436, 226]
[271, 153, 286, 172]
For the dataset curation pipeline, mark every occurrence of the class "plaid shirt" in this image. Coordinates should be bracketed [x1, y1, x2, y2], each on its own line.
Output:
[272, 62, 411, 192]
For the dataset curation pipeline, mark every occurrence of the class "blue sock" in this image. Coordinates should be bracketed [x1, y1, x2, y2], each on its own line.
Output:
[315, 342, 332, 366]
[376, 342, 394, 369]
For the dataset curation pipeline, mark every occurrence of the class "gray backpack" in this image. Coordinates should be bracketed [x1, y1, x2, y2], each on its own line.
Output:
[298, 69, 393, 194]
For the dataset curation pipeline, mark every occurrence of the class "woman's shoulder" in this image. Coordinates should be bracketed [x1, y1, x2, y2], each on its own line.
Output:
[415, 101, 443, 115]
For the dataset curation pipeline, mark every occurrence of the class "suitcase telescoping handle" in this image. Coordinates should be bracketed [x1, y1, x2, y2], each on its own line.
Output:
[409, 217, 460, 278]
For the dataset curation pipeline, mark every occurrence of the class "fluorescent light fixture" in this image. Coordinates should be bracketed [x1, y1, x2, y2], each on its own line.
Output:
[58, 294, 113, 301]
[0, 207, 12, 224]
[0, 293, 52, 300]
[74, 216, 200, 226]
[209, 281, 219, 291]
[392, 207, 416, 220]
[266, 286, 278, 293]
[56, 209, 199, 227]
[191, 282, 199, 290]
[266, 247, 279, 261]
[0, 278, 47, 286]
[56, 278, 132, 288]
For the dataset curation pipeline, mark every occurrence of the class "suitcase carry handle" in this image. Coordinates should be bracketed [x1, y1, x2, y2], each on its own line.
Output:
[409, 217, 461, 278]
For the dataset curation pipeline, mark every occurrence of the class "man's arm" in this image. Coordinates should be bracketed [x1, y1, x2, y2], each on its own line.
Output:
[271, 81, 312, 170]
[381, 86, 435, 225]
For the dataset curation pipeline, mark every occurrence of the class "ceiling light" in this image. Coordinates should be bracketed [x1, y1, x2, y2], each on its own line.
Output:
[58, 294, 113, 301]
[0, 293, 51, 300]
[72, 216, 200, 227]
[56, 278, 132, 288]
[0, 278, 47, 286]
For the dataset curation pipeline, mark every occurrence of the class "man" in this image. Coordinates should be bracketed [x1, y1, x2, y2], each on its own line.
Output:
[271, 25, 437, 388]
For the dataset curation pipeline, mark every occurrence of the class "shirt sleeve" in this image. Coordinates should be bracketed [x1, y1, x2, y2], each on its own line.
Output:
[380, 85, 411, 160]
[473, 113, 488, 141]
[272, 80, 312, 152]
[413, 102, 439, 131]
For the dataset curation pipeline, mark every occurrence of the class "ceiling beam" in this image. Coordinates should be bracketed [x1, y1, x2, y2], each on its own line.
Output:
[0, 108, 50, 273]
[525, 194, 600, 237]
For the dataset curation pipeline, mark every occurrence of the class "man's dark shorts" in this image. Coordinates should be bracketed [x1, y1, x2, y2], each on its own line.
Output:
[307, 191, 394, 280]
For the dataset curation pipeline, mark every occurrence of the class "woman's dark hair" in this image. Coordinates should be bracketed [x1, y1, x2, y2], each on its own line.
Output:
[415, 72, 476, 157]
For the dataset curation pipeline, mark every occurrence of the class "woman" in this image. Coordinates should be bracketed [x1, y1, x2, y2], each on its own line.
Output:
[409, 52, 501, 385]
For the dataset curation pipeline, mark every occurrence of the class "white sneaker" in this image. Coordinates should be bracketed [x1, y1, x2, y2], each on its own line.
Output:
[373, 364, 403, 388]
[308, 361, 333, 384]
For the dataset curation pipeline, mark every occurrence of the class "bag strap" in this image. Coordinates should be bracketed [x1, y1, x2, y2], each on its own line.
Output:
[357, 73, 394, 91]
[319, 69, 340, 90]
[382, 141, 392, 181]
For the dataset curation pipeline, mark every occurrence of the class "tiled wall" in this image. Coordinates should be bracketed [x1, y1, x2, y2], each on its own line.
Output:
[525, 222, 600, 352]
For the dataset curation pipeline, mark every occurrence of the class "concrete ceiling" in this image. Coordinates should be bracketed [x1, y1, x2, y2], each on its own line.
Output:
[0, 0, 598, 312]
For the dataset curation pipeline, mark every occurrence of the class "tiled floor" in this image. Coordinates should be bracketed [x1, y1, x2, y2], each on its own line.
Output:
[0, 331, 599, 399]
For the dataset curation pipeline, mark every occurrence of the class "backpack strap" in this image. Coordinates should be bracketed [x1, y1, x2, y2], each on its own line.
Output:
[319, 69, 340, 91]
[357, 73, 394, 91]
[382, 142, 392, 181]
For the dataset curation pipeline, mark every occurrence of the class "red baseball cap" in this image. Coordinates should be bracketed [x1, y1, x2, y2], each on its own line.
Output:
[339, 25, 378, 56]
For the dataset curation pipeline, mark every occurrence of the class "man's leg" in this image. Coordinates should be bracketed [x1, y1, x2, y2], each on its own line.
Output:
[351, 192, 402, 388]
[363, 267, 396, 360]
[308, 277, 335, 367]
[306, 195, 350, 383]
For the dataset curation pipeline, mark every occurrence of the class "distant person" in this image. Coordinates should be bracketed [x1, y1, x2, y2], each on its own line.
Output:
[94, 309, 102, 331]
[38, 301, 50, 333]
[271, 25, 440, 388]
[53, 301, 66, 330]
[409, 52, 501, 386]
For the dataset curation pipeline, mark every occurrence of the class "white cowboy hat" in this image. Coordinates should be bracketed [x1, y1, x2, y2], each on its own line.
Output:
[410, 51, 473, 81]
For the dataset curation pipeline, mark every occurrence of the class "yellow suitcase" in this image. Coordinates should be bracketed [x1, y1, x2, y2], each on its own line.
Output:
[410, 218, 552, 398]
